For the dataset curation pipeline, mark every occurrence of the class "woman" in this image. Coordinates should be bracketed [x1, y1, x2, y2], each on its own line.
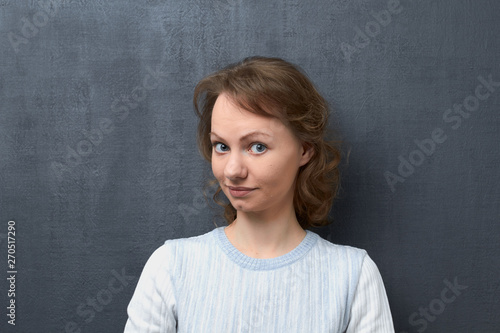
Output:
[124, 56, 394, 332]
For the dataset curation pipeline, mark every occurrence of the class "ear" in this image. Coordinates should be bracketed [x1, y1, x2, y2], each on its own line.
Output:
[299, 143, 314, 167]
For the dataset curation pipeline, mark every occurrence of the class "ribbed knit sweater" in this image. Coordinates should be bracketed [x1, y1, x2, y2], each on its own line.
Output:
[124, 227, 394, 332]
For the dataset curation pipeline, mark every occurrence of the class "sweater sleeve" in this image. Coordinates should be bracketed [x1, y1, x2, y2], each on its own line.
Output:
[124, 244, 177, 333]
[345, 254, 394, 333]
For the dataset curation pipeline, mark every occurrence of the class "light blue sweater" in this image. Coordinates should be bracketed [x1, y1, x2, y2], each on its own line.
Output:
[124, 227, 394, 332]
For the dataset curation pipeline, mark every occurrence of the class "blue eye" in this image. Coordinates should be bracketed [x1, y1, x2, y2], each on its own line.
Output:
[213, 142, 229, 153]
[250, 143, 267, 154]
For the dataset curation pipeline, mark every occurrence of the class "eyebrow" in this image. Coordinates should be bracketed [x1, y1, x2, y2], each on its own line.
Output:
[209, 131, 272, 142]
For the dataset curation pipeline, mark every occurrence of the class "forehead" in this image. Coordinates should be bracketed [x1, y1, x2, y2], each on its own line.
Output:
[211, 93, 286, 134]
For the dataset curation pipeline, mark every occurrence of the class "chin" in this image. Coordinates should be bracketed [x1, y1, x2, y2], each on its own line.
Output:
[230, 202, 268, 215]
[229, 201, 251, 212]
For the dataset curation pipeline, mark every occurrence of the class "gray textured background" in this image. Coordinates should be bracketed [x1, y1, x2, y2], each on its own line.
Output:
[1, 0, 499, 332]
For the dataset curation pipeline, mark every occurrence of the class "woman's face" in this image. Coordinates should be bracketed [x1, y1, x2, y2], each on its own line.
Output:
[210, 93, 312, 216]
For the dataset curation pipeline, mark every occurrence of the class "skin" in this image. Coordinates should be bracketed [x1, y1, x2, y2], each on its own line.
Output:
[210, 93, 313, 259]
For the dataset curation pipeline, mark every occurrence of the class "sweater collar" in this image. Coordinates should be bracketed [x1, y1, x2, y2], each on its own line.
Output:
[214, 226, 319, 270]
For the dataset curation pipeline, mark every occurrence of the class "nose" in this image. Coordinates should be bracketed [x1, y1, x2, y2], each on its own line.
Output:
[224, 151, 247, 181]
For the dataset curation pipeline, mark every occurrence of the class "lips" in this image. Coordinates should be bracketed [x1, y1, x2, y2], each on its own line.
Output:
[227, 186, 255, 198]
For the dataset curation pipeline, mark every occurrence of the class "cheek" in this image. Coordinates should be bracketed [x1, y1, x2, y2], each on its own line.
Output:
[211, 159, 223, 180]
[260, 161, 297, 187]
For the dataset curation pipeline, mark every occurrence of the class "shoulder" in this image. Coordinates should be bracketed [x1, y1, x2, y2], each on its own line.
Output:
[309, 234, 390, 330]
[146, 228, 218, 270]
[311, 232, 368, 267]
[308, 233, 377, 291]
[308, 233, 387, 288]
[164, 228, 217, 252]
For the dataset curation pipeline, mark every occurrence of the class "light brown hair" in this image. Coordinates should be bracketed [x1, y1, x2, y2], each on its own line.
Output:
[193, 56, 341, 228]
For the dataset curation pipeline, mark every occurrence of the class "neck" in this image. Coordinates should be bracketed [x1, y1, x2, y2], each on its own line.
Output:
[224, 206, 306, 259]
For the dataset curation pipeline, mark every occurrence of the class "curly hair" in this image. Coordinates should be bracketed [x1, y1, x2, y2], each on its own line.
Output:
[193, 56, 341, 229]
